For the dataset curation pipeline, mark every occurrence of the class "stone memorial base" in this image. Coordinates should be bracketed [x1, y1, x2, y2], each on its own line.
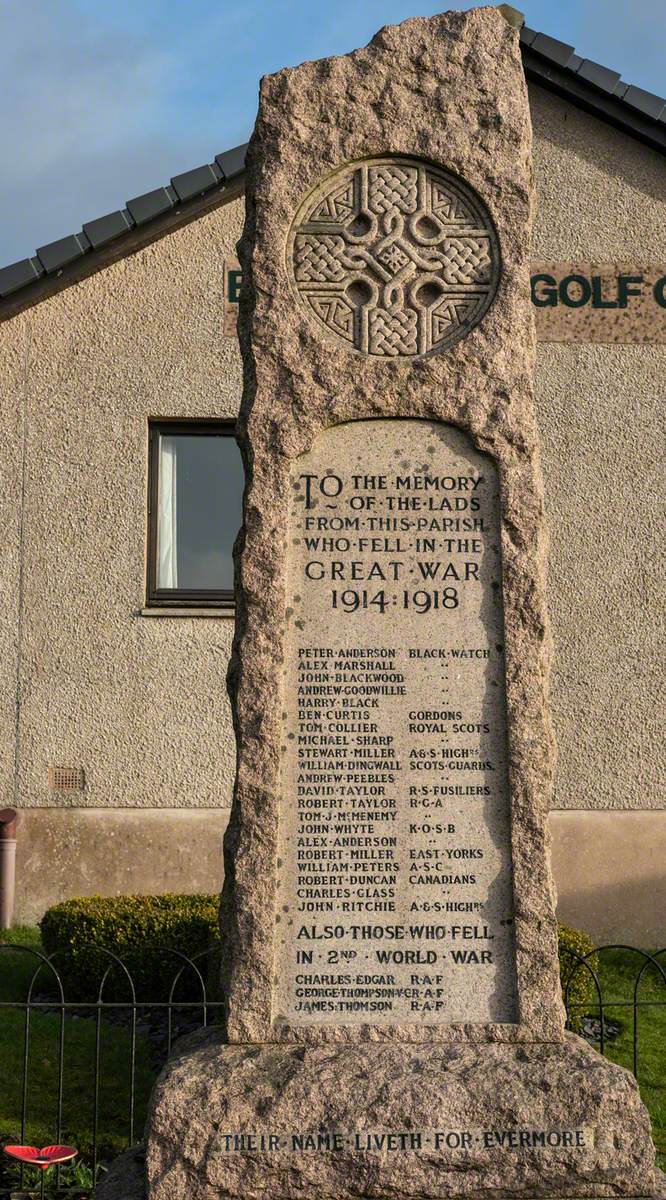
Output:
[96, 1146, 146, 1199]
[97, 1153, 666, 1200]
[126, 1029, 663, 1200]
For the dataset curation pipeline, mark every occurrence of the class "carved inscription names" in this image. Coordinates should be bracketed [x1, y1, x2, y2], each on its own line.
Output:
[274, 420, 517, 1028]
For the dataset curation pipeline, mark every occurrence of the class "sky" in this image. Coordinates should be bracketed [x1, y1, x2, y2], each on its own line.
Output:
[1, 0, 664, 266]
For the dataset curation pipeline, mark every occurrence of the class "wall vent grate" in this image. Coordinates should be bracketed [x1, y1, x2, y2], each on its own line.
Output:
[48, 766, 85, 792]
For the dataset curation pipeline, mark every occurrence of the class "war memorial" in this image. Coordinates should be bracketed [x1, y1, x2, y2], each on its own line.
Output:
[85, 6, 665, 1199]
[0, 2, 664, 1197]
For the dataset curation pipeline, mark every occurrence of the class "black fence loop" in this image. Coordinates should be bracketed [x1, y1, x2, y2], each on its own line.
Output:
[137, 945, 208, 1053]
[89, 945, 139, 1008]
[631, 947, 666, 1080]
[0, 943, 68, 1186]
[0, 942, 66, 1007]
[80, 945, 138, 1177]
[561, 946, 605, 1044]
[165, 948, 209, 1003]
[632, 946, 666, 994]
[562, 943, 666, 1083]
[182, 947, 218, 1029]
[562, 946, 604, 1004]
[1, 939, 662, 1185]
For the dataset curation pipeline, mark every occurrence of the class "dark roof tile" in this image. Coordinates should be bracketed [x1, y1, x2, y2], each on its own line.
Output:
[519, 25, 537, 47]
[529, 32, 576, 68]
[83, 209, 134, 249]
[36, 232, 91, 274]
[0, 256, 44, 297]
[215, 144, 248, 182]
[126, 186, 177, 226]
[622, 85, 666, 120]
[171, 163, 222, 201]
[575, 59, 621, 94]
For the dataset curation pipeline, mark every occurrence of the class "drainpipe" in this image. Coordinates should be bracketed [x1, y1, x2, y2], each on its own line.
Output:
[0, 808, 19, 930]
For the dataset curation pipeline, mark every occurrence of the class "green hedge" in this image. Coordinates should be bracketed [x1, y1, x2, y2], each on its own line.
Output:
[40, 893, 220, 1002]
[558, 921, 598, 1031]
[40, 895, 595, 1022]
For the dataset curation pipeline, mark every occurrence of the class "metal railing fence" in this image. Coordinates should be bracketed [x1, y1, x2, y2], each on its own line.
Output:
[0, 942, 222, 1195]
[0, 942, 664, 1195]
[561, 944, 666, 1078]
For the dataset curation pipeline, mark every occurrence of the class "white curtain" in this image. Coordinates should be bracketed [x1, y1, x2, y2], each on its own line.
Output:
[157, 436, 178, 588]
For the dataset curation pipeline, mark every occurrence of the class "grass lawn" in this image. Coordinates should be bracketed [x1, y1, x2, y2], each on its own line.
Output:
[567, 946, 666, 1169]
[0, 927, 155, 1188]
[0, 931, 664, 1192]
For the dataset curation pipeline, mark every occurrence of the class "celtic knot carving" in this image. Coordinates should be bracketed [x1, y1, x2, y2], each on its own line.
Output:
[288, 157, 500, 357]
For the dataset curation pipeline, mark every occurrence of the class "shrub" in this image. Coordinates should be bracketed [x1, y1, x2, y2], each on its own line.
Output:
[40, 893, 220, 1002]
[558, 921, 599, 1031]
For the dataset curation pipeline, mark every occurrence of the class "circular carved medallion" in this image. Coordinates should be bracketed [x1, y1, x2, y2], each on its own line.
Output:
[288, 157, 500, 357]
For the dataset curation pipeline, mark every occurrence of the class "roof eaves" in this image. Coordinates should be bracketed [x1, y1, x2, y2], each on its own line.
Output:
[36, 231, 92, 274]
[526, 31, 577, 69]
[0, 143, 247, 302]
[82, 209, 134, 250]
[521, 27, 666, 151]
[0, 256, 44, 295]
[3, 20, 666, 314]
[215, 145, 247, 181]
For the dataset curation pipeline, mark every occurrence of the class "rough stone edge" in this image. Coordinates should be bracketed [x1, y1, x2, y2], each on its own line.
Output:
[144, 1030, 660, 1199]
[221, 4, 562, 1045]
[101, 1148, 666, 1200]
[96, 1145, 146, 1200]
[94, 1129, 666, 1200]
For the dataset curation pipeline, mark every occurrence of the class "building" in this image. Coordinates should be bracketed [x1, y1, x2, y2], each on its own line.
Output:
[1, 11, 664, 944]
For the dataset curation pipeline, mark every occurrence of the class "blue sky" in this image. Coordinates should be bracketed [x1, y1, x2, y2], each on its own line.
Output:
[1, 0, 664, 266]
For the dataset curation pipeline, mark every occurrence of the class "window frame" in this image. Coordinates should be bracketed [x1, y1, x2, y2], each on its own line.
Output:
[146, 419, 240, 609]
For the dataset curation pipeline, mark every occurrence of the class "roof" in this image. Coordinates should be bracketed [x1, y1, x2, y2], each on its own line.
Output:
[1, 17, 665, 316]
[519, 27, 666, 149]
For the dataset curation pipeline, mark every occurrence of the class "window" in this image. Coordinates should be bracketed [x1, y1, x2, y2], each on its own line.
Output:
[147, 422, 243, 607]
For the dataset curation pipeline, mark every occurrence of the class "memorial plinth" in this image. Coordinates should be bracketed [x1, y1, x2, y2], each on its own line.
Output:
[143, 7, 662, 1199]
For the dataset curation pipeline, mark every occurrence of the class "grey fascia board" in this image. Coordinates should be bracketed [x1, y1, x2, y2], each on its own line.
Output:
[519, 30, 666, 127]
[36, 231, 91, 274]
[171, 162, 222, 202]
[522, 46, 666, 155]
[83, 209, 134, 249]
[126, 186, 178, 226]
[215, 144, 248, 181]
[0, 256, 45, 297]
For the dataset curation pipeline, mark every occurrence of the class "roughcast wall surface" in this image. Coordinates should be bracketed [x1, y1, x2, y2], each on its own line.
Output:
[0, 82, 664, 936]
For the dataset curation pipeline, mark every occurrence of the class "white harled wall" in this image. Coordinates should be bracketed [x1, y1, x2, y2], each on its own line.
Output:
[1, 83, 665, 941]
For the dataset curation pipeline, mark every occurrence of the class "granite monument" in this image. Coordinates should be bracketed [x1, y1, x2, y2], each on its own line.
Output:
[100, 8, 663, 1199]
